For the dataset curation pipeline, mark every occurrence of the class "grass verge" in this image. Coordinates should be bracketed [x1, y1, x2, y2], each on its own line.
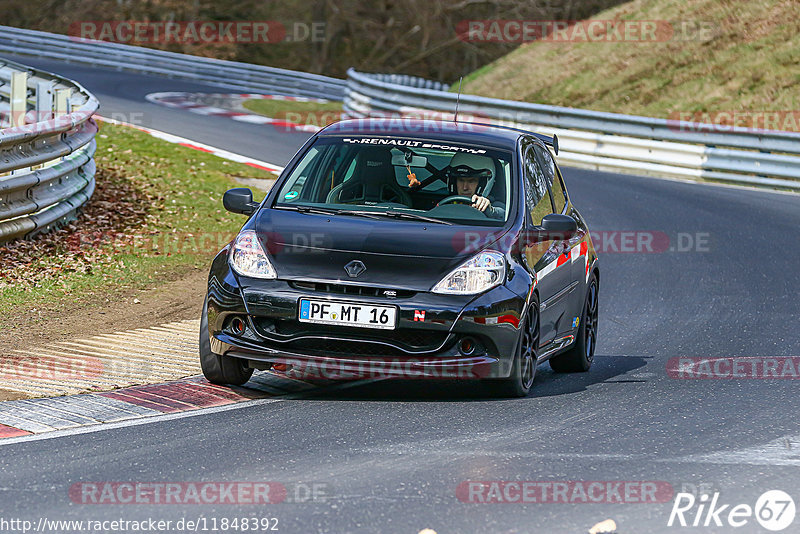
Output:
[0, 123, 277, 318]
[242, 98, 344, 119]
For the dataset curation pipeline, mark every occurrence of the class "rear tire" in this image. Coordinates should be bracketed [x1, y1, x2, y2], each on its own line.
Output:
[550, 274, 598, 373]
[199, 298, 254, 386]
[489, 295, 539, 398]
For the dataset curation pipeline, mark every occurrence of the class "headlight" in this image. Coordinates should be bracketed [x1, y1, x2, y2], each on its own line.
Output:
[431, 250, 505, 295]
[229, 230, 277, 279]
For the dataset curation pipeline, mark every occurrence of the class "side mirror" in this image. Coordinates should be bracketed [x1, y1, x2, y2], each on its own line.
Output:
[540, 213, 577, 240]
[223, 188, 260, 215]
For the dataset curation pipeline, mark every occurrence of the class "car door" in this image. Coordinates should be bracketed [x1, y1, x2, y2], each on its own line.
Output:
[534, 145, 588, 337]
[521, 141, 571, 347]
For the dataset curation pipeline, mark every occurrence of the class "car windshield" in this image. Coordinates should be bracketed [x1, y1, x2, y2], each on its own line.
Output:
[273, 136, 514, 226]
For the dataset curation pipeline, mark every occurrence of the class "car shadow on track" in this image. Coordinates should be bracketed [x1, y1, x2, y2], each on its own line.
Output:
[282, 354, 651, 402]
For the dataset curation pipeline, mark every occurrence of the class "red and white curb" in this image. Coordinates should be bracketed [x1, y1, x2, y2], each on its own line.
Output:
[0, 318, 332, 440]
[0, 374, 321, 442]
[96, 115, 285, 174]
[145, 92, 328, 132]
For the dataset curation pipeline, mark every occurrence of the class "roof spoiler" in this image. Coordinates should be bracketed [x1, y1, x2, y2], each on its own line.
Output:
[444, 121, 560, 155]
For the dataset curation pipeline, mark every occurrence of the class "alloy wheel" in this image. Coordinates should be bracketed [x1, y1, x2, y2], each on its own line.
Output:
[584, 281, 598, 362]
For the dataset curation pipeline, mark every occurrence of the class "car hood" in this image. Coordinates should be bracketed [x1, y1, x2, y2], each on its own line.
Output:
[250, 209, 512, 292]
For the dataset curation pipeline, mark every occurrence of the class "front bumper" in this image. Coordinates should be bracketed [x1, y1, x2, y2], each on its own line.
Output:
[206, 260, 528, 380]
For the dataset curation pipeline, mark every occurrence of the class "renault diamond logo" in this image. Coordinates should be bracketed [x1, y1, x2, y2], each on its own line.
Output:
[344, 260, 366, 278]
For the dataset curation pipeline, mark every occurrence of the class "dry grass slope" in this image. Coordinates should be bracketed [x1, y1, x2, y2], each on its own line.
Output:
[461, 0, 800, 119]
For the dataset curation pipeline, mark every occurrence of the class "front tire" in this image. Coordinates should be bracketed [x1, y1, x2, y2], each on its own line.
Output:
[489, 296, 539, 398]
[199, 298, 254, 386]
[550, 273, 598, 373]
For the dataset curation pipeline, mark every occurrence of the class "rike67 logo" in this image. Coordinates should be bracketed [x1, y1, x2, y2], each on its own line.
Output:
[668, 490, 795, 531]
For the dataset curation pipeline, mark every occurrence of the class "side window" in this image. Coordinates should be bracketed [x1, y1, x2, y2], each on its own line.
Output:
[534, 145, 566, 213]
[320, 146, 357, 200]
[280, 147, 319, 201]
[523, 146, 551, 225]
[341, 158, 358, 183]
[550, 172, 567, 214]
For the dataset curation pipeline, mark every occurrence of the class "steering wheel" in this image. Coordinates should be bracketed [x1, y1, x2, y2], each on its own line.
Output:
[438, 195, 474, 207]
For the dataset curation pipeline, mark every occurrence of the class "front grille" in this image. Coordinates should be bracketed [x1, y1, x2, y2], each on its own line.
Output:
[275, 321, 447, 348]
[252, 317, 451, 355]
[287, 338, 411, 357]
[289, 281, 415, 299]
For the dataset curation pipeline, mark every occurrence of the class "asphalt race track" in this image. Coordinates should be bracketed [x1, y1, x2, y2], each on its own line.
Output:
[1, 55, 799, 534]
[1, 54, 312, 166]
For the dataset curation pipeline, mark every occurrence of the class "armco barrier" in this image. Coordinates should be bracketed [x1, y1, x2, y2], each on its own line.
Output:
[344, 69, 800, 190]
[3, 25, 795, 191]
[0, 25, 345, 100]
[0, 58, 98, 243]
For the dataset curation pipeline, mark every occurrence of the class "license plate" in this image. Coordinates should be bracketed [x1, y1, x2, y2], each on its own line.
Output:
[298, 299, 397, 330]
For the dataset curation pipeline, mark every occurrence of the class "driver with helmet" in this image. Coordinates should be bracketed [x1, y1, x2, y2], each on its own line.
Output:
[446, 153, 505, 220]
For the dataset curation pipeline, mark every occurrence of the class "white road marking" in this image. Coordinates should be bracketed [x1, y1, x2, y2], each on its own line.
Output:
[0, 397, 283, 446]
[665, 434, 800, 466]
[97, 116, 285, 173]
[189, 106, 230, 115]
[231, 115, 275, 124]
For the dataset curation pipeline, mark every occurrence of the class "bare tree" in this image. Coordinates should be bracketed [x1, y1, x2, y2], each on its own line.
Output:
[0, 0, 629, 82]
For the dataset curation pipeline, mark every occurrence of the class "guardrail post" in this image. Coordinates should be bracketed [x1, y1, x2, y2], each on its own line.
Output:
[52, 88, 73, 169]
[10, 71, 27, 128]
[30, 81, 56, 171]
[36, 81, 54, 122]
[5, 71, 29, 176]
[55, 88, 72, 116]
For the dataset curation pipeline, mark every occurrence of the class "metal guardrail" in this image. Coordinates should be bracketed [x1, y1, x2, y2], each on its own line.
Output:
[345, 69, 800, 189]
[0, 58, 98, 243]
[0, 25, 345, 100]
[3, 25, 795, 191]
[365, 73, 449, 92]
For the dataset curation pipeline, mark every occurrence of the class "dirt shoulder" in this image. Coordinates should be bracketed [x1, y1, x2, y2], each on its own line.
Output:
[0, 269, 208, 401]
[0, 269, 207, 354]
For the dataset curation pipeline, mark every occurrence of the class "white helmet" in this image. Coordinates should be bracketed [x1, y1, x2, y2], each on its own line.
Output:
[447, 153, 494, 195]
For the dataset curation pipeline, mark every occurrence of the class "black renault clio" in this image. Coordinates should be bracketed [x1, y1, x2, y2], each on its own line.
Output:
[201, 119, 599, 397]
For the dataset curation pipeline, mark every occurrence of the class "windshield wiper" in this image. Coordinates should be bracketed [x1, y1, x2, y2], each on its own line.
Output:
[277, 206, 385, 221]
[277, 205, 452, 225]
[276, 205, 342, 216]
[335, 210, 383, 220]
[354, 210, 454, 225]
